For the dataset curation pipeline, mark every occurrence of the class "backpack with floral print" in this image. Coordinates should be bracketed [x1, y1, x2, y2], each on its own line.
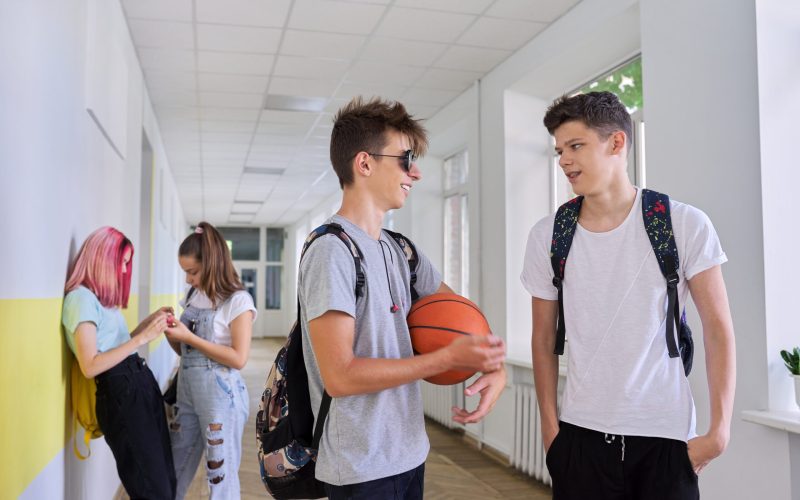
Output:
[549, 189, 694, 375]
[255, 223, 419, 499]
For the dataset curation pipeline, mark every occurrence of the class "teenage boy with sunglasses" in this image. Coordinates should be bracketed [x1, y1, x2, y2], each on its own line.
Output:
[298, 96, 507, 499]
[521, 91, 736, 499]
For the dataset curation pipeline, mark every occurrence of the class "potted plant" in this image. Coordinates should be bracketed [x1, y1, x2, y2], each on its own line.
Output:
[780, 347, 800, 408]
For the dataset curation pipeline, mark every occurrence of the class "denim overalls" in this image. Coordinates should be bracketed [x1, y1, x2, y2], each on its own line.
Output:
[170, 298, 250, 499]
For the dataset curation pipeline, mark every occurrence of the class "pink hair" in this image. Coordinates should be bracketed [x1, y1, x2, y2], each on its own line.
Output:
[65, 226, 134, 308]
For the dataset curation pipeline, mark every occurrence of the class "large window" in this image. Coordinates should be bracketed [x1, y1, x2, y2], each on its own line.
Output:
[443, 151, 469, 296]
[552, 56, 646, 210]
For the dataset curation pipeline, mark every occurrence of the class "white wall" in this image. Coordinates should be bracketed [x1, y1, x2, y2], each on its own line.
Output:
[0, 0, 186, 497]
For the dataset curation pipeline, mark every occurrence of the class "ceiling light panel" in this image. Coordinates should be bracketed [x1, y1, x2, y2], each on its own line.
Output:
[243, 166, 285, 175]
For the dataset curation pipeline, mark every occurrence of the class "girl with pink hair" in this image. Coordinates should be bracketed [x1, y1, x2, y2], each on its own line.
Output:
[62, 226, 176, 500]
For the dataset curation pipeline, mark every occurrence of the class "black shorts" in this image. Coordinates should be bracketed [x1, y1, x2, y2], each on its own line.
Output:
[546, 421, 699, 500]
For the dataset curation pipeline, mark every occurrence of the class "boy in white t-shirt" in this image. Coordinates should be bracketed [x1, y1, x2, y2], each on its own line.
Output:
[521, 91, 736, 499]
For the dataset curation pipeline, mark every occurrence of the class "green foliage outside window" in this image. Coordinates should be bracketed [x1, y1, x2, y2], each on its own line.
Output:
[578, 57, 642, 113]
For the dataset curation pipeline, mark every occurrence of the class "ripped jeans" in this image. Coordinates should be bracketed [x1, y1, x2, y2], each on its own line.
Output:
[169, 359, 249, 500]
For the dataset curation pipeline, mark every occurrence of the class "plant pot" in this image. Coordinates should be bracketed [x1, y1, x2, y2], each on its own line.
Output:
[793, 375, 800, 409]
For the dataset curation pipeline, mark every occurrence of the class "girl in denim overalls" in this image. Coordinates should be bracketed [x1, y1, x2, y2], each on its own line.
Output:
[165, 222, 256, 499]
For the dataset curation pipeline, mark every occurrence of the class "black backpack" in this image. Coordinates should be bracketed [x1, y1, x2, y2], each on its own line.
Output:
[549, 189, 694, 376]
[255, 222, 419, 499]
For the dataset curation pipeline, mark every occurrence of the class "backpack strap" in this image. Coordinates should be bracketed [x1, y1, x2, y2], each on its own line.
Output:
[549, 196, 583, 355]
[641, 189, 681, 359]
[296, 222, 367, 446]
[382, 228, 420, 302]
[302, 223, 366, 297]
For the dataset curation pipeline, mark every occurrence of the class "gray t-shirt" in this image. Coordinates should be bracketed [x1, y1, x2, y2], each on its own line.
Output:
[298, 214, 442, 486]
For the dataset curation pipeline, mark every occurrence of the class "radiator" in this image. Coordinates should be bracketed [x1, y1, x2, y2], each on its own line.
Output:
[512, 384, 551, 485]
[421, 382, 456, 429]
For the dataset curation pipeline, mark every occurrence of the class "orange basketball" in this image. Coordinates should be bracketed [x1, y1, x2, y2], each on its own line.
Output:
[407, 293, 492, 385]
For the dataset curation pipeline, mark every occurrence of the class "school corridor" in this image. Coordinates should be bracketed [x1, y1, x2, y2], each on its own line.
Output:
[2, 0, 799, 499]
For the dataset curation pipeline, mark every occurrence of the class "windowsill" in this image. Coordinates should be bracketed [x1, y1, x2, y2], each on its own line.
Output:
[741, 409, 800, 434]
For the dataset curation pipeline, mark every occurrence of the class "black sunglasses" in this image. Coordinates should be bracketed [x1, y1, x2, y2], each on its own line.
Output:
[367, 149, 418, 173]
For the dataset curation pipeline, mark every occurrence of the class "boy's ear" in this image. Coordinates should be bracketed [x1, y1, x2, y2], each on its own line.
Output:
[610, 130, 627, 155]
[354, 151, 372, 177]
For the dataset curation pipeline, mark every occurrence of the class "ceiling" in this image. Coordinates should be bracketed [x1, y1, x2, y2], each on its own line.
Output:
[121, 0, 579, 226]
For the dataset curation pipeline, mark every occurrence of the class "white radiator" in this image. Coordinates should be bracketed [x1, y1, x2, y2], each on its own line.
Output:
[512, 384, 551, 486]
[421, 382, 456, 429]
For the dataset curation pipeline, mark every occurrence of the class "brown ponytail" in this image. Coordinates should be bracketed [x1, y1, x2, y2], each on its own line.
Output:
[179, 222, 243, 306]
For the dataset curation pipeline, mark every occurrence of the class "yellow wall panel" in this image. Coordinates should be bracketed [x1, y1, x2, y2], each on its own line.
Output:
[0, 298, 70, 498]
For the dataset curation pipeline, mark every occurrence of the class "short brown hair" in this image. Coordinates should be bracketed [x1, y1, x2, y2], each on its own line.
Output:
[330, 96, 428, 188]
[179, 222, 243, 307]
[543, 91, 632, 151]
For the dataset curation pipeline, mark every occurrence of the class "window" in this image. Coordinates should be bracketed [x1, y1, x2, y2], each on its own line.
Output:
[443, 151, 469, 296]
[265, 228, 284, 310]
[553, 56, 646, 210]
[218, 227, 260, 261]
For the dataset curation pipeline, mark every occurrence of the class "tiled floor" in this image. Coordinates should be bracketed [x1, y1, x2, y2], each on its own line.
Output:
[124, 338, 552, 499]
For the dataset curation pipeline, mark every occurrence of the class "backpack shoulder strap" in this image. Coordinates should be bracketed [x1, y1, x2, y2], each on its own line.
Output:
[302, 223, 366, 298]
[549, 196, 583, 355]
[641, 188, 681, 359]
[296, 222, 365, 445]
[382, 228, 420, 301]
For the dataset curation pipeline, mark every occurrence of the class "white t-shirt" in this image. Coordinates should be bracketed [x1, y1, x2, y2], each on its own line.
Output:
[520, 189, 727, 442]
[183, 289, 257, 346]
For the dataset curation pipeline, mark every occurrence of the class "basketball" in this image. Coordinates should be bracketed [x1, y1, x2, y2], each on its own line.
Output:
[407, 293, 492, 385]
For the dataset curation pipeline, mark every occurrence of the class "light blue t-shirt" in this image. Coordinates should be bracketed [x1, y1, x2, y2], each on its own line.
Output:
[62, 286, 131, 355]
